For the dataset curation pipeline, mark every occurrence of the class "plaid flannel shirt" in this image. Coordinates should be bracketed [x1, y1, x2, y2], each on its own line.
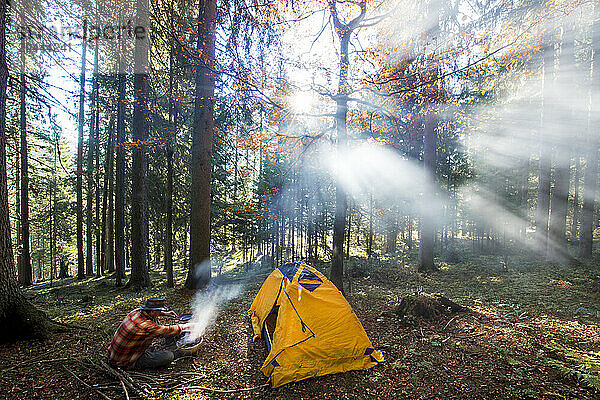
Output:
[108, 309, 183, 369]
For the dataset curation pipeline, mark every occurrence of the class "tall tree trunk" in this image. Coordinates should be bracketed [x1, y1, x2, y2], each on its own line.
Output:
[101, 117, 115, 273]
[50, 122, 58, 285]
[280, 211, 284, 263]
[100, 130, 109, 273]
[328, 0, 365, 293]
[14, 133, 20, 281]
[418, 111, 437, 272]
[165, 32, 175, 288]
[165, 140, 173, 287]
[386, 207, 398, 254]
[579, 4, 599, 259]
[548, 25, 574, 261]
[0, 0, 52, 342]
[579, 149, 598, 258]
[51, 133, 57, 284]
[127, 0, 151, 288]
[232, 131, 238, 251]
[549, 163, 569, 260]
[571, 156, 581, 239]
[94, 46, 101, 277]
[106, 125, 115, 274]
[367, 193, 373, 256]
[536, 39, 554, 256]
[18, 13, 31, 286]
[49, 181, 53, 285]
[407, 214, 412, 250]
[86, 38, 98, 276]
[184, 0, 217, 290]
[330, 30, 350, 292]
[345, 203, 351, 259]
[115, 42, 126, 285]
[76, 20, 88, 280]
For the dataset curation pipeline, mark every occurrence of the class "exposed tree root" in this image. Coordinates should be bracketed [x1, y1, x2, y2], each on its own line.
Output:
[0, 297, 54, 343]
[0, 295, 88, 343]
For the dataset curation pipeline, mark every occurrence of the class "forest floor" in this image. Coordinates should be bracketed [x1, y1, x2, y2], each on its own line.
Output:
[1, 246, 600, 399]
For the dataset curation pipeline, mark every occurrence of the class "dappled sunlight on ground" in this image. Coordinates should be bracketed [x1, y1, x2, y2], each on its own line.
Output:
[1, 251, 599, 399]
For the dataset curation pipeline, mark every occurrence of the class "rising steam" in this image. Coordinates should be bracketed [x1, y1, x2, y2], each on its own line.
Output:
[182, 262, 243, 344]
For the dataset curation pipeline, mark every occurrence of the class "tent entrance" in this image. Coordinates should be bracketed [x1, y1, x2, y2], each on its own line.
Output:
[262, 306, 279, 352]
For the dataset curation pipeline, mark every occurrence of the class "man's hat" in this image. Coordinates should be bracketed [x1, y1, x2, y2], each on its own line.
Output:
[140, 297, 168, 311]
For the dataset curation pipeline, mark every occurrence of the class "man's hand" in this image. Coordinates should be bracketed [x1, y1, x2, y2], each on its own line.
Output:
[181, 323, 198, 331]
[161, 310, 178, 319]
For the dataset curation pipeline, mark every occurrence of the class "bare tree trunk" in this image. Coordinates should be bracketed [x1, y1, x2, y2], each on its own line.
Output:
[275, 214, 280, 266]
[51, 133, 57, 284]
[86, 38, 98, 277]
[105, 118, 115, 274]
[100, 130, 109, 273]
[76, 20, 88, 280]
[580, 147, 598, 259]
[579, 5, 599, 259]
[127, 0, 151, 288]
[386, 208, 398, 254]
[18, 12, 31, 286]
[165, 141, 173, 287]
[345, 203, 351, 259]
[165, 28, 176, 288]
[328, 0, 365, 293]
[14, 133, 20, 281]
[386, 226, 398, 254]
[291, 173, 295, 261]
[571, 156, 581, 239]
[406, 214, 413, 250]
[548, 25, 575, 261]
[184, 0, 217, 290]
[536, 39, 554, 256]
[367, 193, 373, 256]
[94, 46, 101, 277]
[418, 111, 437, 272]
[232, 131, 238, 251]
[0, 0, 52, 342]
[115, 42, 126, 285]
[48, 183, 53, 285]
[549, 163, 569, 260]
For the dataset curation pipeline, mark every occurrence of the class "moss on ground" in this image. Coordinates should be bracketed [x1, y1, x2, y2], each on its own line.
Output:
[1, 246, 599, 399]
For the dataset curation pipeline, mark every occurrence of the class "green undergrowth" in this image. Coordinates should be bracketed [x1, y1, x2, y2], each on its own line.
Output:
[343, 247, 600, 325]
[16, 243, 600, 397]
[543, 342, 600, 390]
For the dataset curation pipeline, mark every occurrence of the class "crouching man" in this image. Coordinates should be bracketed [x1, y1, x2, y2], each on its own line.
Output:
[108, 297, 197, 370]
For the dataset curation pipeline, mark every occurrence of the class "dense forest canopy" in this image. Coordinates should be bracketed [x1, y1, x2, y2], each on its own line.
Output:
[0, 0, 598, 344]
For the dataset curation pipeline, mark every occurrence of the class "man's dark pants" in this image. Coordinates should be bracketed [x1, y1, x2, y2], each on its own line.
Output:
[134, 348, 175, 369]
[132, 333, 185, 369]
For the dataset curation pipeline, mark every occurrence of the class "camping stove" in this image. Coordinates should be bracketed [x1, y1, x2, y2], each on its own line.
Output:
[175, 333, 204, 351]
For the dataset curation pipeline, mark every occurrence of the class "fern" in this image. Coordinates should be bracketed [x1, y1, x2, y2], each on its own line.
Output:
[544, 342, 600, 390]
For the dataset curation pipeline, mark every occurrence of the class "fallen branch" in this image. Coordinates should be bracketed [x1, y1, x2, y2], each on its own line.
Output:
[1, 356, 79, 373]
[62, 365, 114, 400]
[98, 360, 150, 397]
[165, 375, 208, 391]
[119, 379, 130, 400]
[443, 316, 459, 331]
[120, 367, 154, 394]
[185, 383, 269, 393]
[127, 371, 168, 385]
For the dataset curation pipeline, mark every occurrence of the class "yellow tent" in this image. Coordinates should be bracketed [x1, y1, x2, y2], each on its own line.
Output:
[248, 262, 384, 387]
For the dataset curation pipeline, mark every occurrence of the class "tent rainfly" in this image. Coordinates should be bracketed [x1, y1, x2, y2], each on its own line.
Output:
[248, 262, 384, 387]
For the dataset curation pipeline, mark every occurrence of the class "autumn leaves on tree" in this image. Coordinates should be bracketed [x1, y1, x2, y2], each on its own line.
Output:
[1, 0, 600, 345]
